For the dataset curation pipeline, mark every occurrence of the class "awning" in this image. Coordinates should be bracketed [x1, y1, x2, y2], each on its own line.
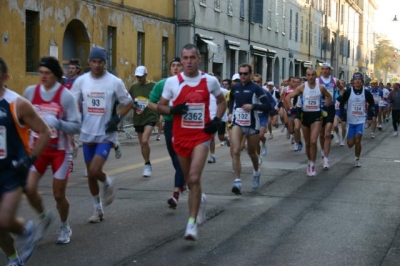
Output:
[302, 61, 313, 67]
[227, 45, 240, 51]
[295, 59, 303, 63]
[250, 45, 267, 57]
[199, 38, 219, 53]
[268, 49, 277, 54]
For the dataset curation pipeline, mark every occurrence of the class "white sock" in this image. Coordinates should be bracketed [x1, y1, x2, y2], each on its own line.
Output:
[103, 176, 112, 187]
[92, 194, 101, 205]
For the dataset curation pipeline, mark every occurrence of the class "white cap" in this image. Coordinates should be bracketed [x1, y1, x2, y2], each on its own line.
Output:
[135, 66, 147, 76]
[267, 81, 274, 86]
[232, 73, 240, 81]
[321, 62, 332, 69]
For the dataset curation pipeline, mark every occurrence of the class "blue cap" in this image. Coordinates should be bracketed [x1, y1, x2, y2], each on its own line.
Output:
[89, 46, 107, 62]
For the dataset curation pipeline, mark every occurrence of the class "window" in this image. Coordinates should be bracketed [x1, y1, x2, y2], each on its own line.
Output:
[25, 10, 40, 72]
[305, 18, 309, 44]
[240, 0, 245, 19]
[227, 0, 233, 15]
[215, 0, 220, 11]
[295, 12, 299, 42]
[300, 15, 304, 43]
[107, 26, 116, 73]
[250, 0, 263, 24]
[267, 0, 273, 28]
[340, 4, 344, 25]
[137, 32, 145, 66]
[275, 0, 280, 32]
[289, 9, 293, 40]
[161, 37, 168, 78]
[282, 0, 286, 34]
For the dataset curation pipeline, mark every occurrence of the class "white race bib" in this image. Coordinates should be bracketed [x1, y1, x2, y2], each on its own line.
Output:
[235, 108, 251, 126]
[0, 126, 6, 159]
[86, 90, 106, 115]
[372, 94, 380, 105]
[181, 103, 205, 128]
[32, 105, 59, 139]
[135, 99, 149, 114]
[351, 102, 364, 116]
[304, 95, 320, 111]
[335, 100, 340, 110]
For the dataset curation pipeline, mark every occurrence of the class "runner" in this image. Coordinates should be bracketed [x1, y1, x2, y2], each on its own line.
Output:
[253, 74, 268, 162]
[285, 68, 332, 176]
[228, 64, 273, 193]
[367, 79, 383, 138]
[129, 66, 159, 177]
[23, 56, 81, 244]
[388, 81, 400, 136]
[332, 79, 347, 146]
[0, 57, 51, 264]
[71, 46, 133, 223]
[339, 73, 375, 167]
[157, 44, 226, 240]
[266, 82, 281, 139]
[148, 57, 185, 209]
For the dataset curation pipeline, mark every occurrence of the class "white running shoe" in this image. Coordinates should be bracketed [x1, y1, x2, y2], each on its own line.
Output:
[196, 194, 207, 225]
[354, 159, 361, 168]
[268, 134, 273, 139]
[293, 142, 298, 151]
[335, 136, 341, 145]
[114, 143, 122, 159]
[56, 224, 72, 244]
[252, 173, 260, 189]
[184, 222, 198, 240]
[309, 165, 317, 176]
[207, 154, 216, 163]
[261, 142, 267, 156]
[340, 139, 345, 146]
[394, 131, 398, 137]
[323, 158, 330, 170]
[143, 164, 152, 177]
[6, 258, 23, 266]
[18, 220, 37, 263]
[258, 155, 263, 165]
[88, 208, 104, 223]
[371, 132, 375, 139]
[103, 178, 115, 206]
[35, 210, 56, 242]
[281, 126, 286, 133]
[286, 131, 291, 139]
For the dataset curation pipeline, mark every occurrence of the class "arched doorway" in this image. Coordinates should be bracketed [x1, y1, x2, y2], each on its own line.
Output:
[289, 61, 294, 77]
[62, 19, 90, 71]
[274, 58, 280, 85]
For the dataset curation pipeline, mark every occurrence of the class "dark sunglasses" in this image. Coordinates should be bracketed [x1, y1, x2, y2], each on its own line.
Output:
[239, 72, 249, 76]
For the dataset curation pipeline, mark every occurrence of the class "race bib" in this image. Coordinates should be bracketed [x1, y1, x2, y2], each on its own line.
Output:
[373, 94, 380, 105]
[326, 87, 334, 97]
[0, 126, 6, 159]
[235, 108, 251, 126]
[379, 100, 387, 107]
[304, 95, 320, 111]
[335, 100, 340, 110]
[32, 105, 59, 139]
[86, 90, 106, 115]
[181, 103, 205, 128]
[351, 102, 364, 116]
[135, 97, 149, 115]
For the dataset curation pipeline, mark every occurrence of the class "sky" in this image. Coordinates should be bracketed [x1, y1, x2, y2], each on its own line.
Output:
[374, 0, 400, 48]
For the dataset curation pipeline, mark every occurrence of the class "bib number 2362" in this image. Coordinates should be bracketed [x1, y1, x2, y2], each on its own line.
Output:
[181, 103, 205, 128]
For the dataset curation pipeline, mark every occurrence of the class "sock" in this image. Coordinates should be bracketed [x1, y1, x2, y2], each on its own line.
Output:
[355, 157, 360, 160]
[188, 217, 196, 224]
[310, 162, 315, 167]
[321, 150, 325, 157]
[7, 252, 18, 261]
[234, 178, 241, 183]
[253, 169, 260, 176]
[210, 153, 215, 157]
[145, 161, 151, 165]
[94, 203, 103, 209]
[92, 194, 101, 205]
[103, 176, 112, 187]
[173, 191, 179, 200]
[60, 221, 69, 227]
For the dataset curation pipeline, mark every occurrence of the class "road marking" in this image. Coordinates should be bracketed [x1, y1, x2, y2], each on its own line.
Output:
[106, 156, 171, 175]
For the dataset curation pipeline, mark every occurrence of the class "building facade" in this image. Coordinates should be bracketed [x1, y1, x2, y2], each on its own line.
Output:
[1, 0, 176, 94]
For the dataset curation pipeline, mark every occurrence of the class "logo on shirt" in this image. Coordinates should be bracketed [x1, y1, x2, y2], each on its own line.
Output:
[0, 108, 7, 119]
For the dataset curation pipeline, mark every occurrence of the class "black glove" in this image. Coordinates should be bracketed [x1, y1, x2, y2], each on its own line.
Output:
[204, 117, 221, 134]
[369, 107, 376, 117]
[277, 102, 283, 109]
[105, 114, 121, 133]
[321, 105, 328, 112]
[12, 154, 37, 175]
[287, 107, 297, 116]
[340, 112, 347, 122]
[132, 101, 139, 110]
[170, 102, 188, 115]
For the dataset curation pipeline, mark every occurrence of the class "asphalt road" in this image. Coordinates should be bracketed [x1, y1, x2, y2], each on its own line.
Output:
[3, 122, 400, 266]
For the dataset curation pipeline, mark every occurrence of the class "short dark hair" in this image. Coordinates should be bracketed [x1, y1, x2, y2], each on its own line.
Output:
[253, 73, 262, 81]
[181, 44, 200, 56]
[239, 63, 252, 74]
[222, 79, 231, 86]
[0, 57, 8, 75]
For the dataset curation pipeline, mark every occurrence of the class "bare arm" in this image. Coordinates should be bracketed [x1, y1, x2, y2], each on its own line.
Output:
[320, 85, 332, 107]
[215, 93, 227, 119]
[285, 84, 304, 109]
[117, 100, 134, 118]
[157, 97, 172, 115]
[17, 97, 51, 157]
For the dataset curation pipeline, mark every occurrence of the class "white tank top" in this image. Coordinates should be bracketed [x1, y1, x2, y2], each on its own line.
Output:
[302, 82, 321, 112]
[346, 87, 366, 125]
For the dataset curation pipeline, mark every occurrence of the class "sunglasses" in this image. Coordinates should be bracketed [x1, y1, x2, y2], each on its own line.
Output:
[239, 72, 249, 76]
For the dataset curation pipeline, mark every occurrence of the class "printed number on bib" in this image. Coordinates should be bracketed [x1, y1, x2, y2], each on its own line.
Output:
[335, 100, 340, 110]
[135, 99, 148, 114]
[373, 95, 380, 105]
[0, 126, 6, 159]
[181, 103, 205, 128]
[235, 108, 251, 126]
[32, 106, 59, 139]
[87, 91, 106, 115]
[351, 102, 364, 116]
[304, 95, 319, 111]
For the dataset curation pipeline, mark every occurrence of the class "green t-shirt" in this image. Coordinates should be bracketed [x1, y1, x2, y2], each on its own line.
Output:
[129, 82, 158, 126]
[149, 78, 172, 122]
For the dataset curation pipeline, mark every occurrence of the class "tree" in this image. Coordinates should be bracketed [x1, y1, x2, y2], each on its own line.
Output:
[374, 35, 399, 83]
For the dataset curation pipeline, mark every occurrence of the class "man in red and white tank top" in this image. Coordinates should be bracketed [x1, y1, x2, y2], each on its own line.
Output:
[23, 56, 81, 244]
[158, 44, 226, 241]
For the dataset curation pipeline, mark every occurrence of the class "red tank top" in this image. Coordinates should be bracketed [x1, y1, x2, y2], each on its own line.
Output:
[172, 73, 212, 143]
[31, 84, 65, 147]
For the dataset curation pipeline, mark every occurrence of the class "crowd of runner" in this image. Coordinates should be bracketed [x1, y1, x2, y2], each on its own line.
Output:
[1, 44, 400, 265]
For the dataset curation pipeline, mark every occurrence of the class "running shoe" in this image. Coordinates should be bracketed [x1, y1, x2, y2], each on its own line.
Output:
[196, 194, 207, 225]
[156, 134, 161, 141]
[335, 135, 341, 145]
[323, 157, 330, 170]
[168, 192, 179, 209]
[268, 134, 273, 139]
[252, 173, 260, 189]
[394, 131, 398, 137]
[143, 164, 152, 177]
[88, 208, 104, 223]
[306, 164, 311, 176]
[69, 162, 74, 173]
[56, 224, 72, 244]
[183, 222, 198, 241]
[6, 258, 23, 266]
[274, 123, 279, 129]
[330, 131, 335, 139]
[207, 154, 216, 163]
[340, 139, 345, 146]
[286, 131, 290, 139]
[18, 220, 37, 263]
[231, 179, 242, 195]
[378, 124, 382, 131]
[226, 139, 230, 147]
[281, 126, 286, 133]
[354, 159, 361, 168]
[103, 178, 115, 206]
[114, 143, 122, 159]
[371, 132, 375, 139]
[261, 142, 267, 156]
[297, 142, 303, 152]
[258, 155, 263, 165]
[293, 142, 298, 152]
[72, 146, 78, 159]
[309, 165, 317, 176]
[35, 210, 56, 242]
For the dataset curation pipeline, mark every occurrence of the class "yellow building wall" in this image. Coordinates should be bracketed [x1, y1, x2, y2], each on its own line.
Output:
[0, 0, 175, 95]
